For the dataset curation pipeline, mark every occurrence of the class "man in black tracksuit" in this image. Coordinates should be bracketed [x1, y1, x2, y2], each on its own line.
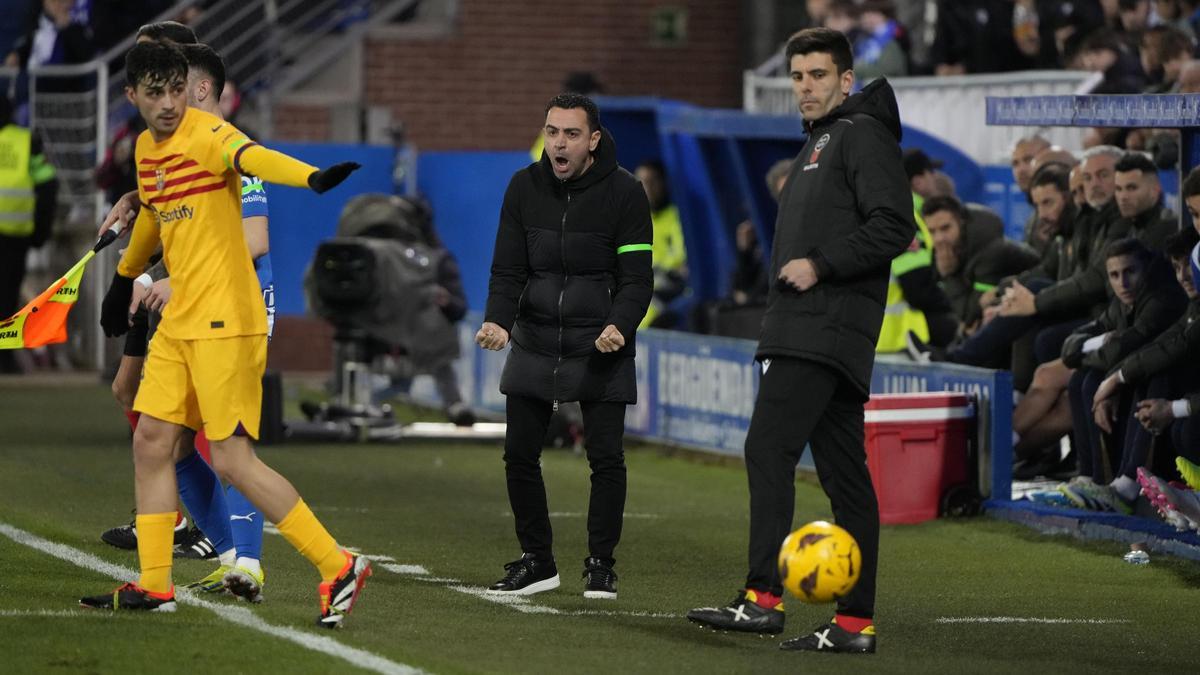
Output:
[476, 93, 652, 600]
[687, 29, 914, 654]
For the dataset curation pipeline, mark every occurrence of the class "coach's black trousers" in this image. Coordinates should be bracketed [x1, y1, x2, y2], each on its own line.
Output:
[744, 356, 879, 619]
[503, 394, 627, 564]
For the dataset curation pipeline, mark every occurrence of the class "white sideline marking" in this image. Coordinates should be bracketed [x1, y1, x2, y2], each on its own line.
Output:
[0, 609, 117, 618]
[264, 522, 675, 619]
[936, 616, 1132, 625]
[446, 585, 678, 619]
[0, 522, 423, 675]
[542, 511, 662, 520]
[448, 585, 562, 614]
[380, 563, 430, 576]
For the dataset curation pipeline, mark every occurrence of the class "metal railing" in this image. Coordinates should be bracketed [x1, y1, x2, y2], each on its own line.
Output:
[5, 0, 416, 370]
[744, 69, 1103, 164]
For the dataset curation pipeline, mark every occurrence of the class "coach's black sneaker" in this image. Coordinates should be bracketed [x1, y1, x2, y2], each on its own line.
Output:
[582, 557, 617, 599]
[486, 553, 560, 595]
[174, 526, 217, 560]
[686, 590, 785, 634]
[101, 514, 191, 551]
[779, 621, 876, 653]
[80, 582, 177, 612]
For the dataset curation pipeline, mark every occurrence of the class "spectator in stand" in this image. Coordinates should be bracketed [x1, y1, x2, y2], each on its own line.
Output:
[1155, 0, 1198, 38]
[697, 159, 790, 339]
[94, 114, 145, 207]
[730, 159, 791, 306]
[1178, 58, 1200, 89]
[907, 148, 1124, 380]
[1073, 28, 1149, 92]
[1098, 230, 1199, 520]
[805, 0, 834, 28]
[823, 0, 860, 38]
[879, 148, 956, 353]
[4, 0, 94, 71]
[1140, 25, 1194, 91]
[1036, 0, 1109, 68]
[853, 1, 910, 80]
[636, 159, 688, 329]
[1058, 237, 1187, 511]
[1010, 134, 1052, 251]
[932, 0, 1030, 74]
[0, 91, 57, 374]
[1069, 163, 1087, 208]
[1118, 0, 1156, 37]
[924, 195, 1040, 341]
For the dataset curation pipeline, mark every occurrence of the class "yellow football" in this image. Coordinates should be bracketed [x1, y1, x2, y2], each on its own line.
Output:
[777, 520, 861, 604]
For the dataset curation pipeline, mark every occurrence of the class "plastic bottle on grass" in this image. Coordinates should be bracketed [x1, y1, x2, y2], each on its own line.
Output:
[1123, 544, 1150, 565]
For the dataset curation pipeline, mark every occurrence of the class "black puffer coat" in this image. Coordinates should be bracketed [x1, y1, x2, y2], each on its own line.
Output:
[485, 128, 653, 404]
[757, 78, 916, 398]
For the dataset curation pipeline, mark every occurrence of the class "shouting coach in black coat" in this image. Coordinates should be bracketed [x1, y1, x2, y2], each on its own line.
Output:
[476, 93, 653, 599]
[688, 29, 915, 654]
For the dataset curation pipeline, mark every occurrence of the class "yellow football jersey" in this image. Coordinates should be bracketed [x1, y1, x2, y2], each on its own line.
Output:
[118, 107, 315, 340]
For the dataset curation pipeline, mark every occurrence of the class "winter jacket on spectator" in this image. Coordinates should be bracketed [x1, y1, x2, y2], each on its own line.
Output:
[930, 0, 1033, 73]
[1061, 256, 1188, 371]
[758, 78, 915, 398]
[1114, 298, 1200, 383]
[938, 213, 1041, 328]
[1037, 202, 1177, 319]
[485, 127, 653, 404]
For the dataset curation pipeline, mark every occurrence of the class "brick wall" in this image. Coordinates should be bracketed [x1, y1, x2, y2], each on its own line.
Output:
[273, 104, 333, 142]
[346, 0, 742, 150]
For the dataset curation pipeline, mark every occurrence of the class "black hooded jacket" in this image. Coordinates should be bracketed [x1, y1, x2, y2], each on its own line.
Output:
[485, 128, 653, 404]
[1060, 255, 1187, 372]
[758, 79, 916, 398]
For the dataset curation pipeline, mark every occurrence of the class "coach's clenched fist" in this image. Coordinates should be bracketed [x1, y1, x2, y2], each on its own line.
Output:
[594, 324, 625, 353]
[475, 321, 509, 351]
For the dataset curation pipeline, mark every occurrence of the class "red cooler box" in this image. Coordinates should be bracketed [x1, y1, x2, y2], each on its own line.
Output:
[864, 392, 973, 525]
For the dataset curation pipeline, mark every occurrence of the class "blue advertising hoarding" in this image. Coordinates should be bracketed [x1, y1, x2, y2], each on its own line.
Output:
[414, 314, 1013, 501]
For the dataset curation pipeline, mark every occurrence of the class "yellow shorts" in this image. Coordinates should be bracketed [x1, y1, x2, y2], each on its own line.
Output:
[134, 332, 267, 440]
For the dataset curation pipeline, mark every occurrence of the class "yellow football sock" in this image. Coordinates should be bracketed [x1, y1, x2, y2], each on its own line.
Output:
[136, 512, 176, 594]
[276, 498, 345, 581]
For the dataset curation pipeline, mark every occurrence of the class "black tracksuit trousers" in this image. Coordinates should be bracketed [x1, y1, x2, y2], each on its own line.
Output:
[503, 394, 627, 565]
[744, 356, 879, 619]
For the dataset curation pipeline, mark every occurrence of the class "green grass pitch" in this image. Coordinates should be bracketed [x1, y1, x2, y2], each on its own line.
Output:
[0, 376, 1196, 673]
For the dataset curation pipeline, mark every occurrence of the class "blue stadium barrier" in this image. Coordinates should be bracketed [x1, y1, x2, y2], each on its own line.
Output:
[263, 100, 990, 319]
[419, 314, 1014, 501]
[259, 142, 396, 315]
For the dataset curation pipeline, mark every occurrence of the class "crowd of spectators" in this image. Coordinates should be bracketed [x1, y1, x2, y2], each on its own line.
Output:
[897, 135, 1200, 531]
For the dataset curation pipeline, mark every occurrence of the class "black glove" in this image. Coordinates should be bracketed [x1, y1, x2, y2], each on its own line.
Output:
[308, 162, 361, 194]
[100, 273, 135, 338]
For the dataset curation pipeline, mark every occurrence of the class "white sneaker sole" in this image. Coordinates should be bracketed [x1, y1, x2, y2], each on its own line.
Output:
[485, 574, 560, 595]
[583, 590, 617, 599]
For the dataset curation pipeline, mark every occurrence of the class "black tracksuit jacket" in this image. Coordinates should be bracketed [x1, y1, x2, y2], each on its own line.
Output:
[757, 78, 916, 398]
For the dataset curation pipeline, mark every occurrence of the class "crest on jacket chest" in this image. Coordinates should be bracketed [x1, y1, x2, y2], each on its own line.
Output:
[803, 133, 830, 172]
